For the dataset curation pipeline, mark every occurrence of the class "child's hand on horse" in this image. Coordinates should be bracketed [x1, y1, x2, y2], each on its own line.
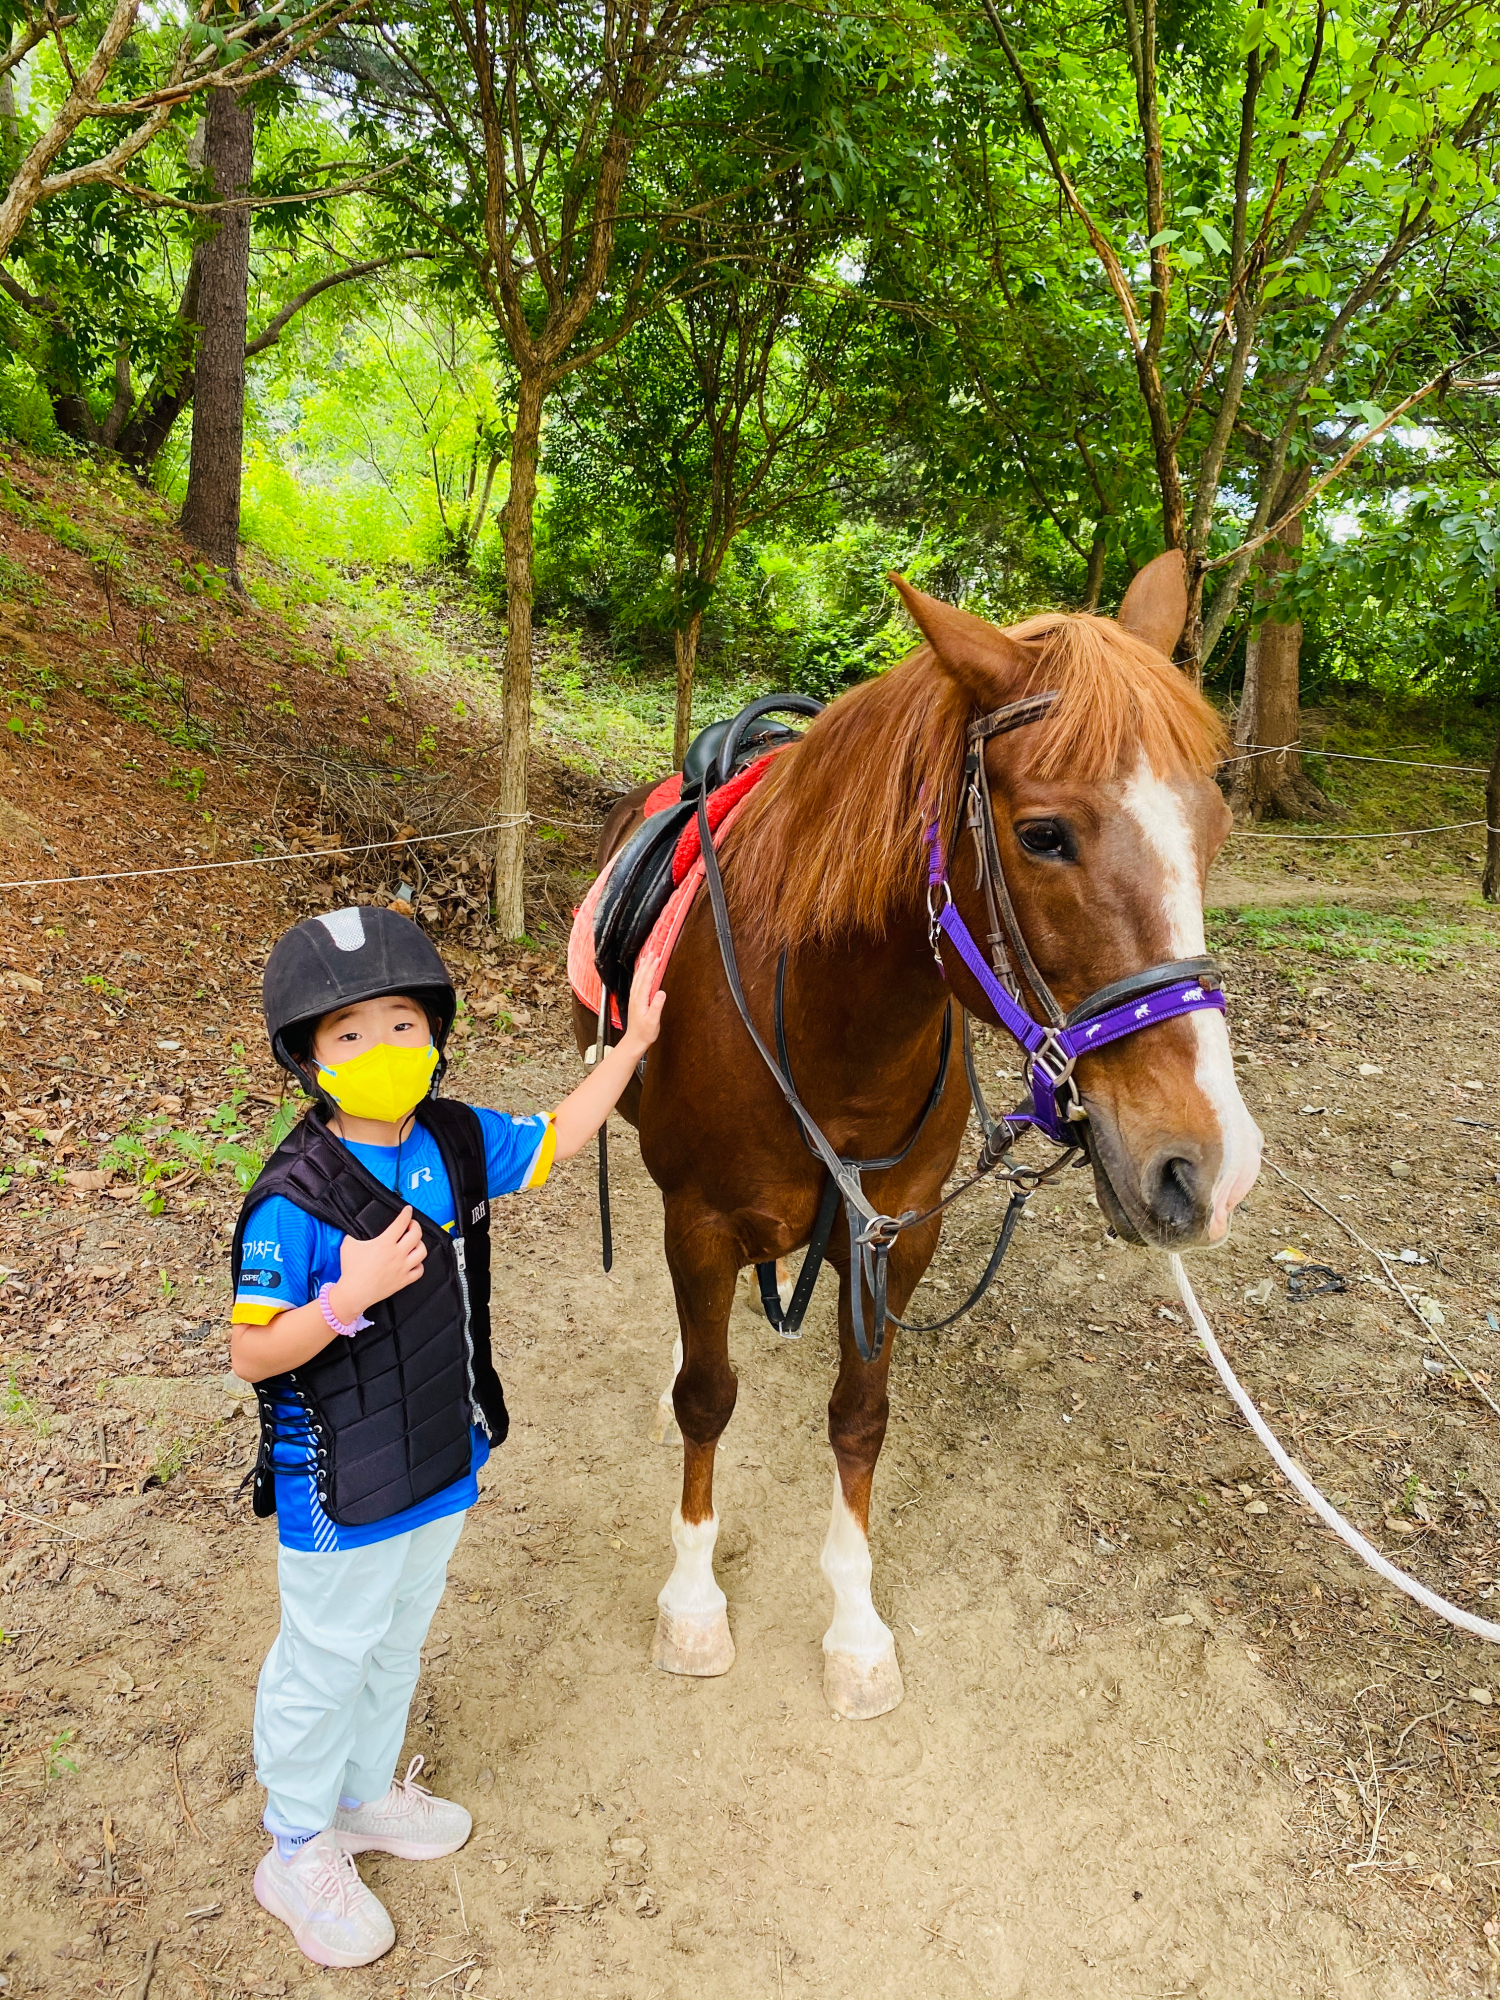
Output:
[552, 952, 666, 1161]
[621, 952, 666, 1054]
[336, 1204, 427, 1316]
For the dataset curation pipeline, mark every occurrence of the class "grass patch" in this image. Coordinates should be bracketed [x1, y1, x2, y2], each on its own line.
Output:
[3, 1368, 49, 1434]
[147, 1437, 187, 1487]
[533, 633, 786, 784]
[98, 1093, 299, 1208]
[1208, 901, 1500, 972]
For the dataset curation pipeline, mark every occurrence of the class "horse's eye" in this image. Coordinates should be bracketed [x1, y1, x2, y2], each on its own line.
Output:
[1016, 819, 1070, 858]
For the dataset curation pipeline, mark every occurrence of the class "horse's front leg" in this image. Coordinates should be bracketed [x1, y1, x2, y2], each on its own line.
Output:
[821, 1215, 940, 1720]
[652, 1200, 740, 1677]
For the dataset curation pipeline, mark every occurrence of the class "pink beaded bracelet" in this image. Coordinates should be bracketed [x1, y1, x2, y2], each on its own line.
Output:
[319, 1282, 372, 1339]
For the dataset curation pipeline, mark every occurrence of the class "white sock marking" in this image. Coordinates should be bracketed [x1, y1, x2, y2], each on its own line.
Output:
[657, 1507, 726, 1622]
[820, 1471, 894, 1660]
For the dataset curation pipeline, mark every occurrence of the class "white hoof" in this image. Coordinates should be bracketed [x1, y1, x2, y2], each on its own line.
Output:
[652, 1607, 736, 1677]
[823, 1639, 904, 1719]
[654, 1507, 732, 1676]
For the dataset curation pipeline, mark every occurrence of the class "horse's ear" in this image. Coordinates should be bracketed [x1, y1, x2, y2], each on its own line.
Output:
[889, 574, 1029, 703]
[1116, 549, 1188, 656]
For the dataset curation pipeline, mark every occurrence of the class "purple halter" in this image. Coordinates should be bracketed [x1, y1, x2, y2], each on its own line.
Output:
[925, 689, 1227, 1148]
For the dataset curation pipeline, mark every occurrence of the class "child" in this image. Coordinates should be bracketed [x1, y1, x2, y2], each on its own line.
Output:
[229, 904, 662, 1968]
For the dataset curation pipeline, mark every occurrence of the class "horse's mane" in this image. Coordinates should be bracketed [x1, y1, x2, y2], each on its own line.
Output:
[727, 611, 1226, 950]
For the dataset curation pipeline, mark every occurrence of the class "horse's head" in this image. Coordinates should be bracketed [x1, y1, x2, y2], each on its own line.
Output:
[894, 555, 1262, 1248]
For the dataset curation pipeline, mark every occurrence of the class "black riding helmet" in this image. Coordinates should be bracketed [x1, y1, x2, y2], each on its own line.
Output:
[263, 906, 457, 1097]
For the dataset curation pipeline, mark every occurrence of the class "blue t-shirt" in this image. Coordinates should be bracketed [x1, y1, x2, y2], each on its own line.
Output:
[233, 1107, 554, 1552]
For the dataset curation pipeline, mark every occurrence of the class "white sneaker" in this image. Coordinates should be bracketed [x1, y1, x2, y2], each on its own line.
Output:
[253, 1831, 395, 1968]
[332, 1755, 472, 1861]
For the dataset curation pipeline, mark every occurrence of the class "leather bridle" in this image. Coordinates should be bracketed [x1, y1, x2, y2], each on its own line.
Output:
[929, 689, 1226, 1149]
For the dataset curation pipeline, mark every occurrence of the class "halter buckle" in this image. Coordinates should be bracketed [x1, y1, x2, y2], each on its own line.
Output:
[1030, 1029, 1086, 1124]
[1031, 1028, 1075, 1090]
[925, 879, 952, 969]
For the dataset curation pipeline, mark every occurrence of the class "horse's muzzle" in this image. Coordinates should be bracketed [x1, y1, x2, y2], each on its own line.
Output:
[1081, 1104, 1244, 1249]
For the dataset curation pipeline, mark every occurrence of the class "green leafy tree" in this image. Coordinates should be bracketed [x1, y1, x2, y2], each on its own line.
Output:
[907, 0, 1500, 812]
[327, 0, 719, 933]
[550, 197, 889, 759]
[0, 0, 361, 264]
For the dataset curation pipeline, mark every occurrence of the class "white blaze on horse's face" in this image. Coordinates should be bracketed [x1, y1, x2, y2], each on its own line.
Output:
[1118, 759, 1263, 1240]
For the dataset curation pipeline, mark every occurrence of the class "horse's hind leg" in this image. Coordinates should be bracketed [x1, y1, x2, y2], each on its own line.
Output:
[652, 1206, 739, 1677]
[649, 1332, 683, 1445]
[820, 1228, 936, 1719]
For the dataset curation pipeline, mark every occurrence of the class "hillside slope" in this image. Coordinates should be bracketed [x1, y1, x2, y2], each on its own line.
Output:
[0, 445, 610, 1137]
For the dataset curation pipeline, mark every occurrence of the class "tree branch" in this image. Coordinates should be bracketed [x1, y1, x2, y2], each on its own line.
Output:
[977, 0, 1143, 356]
[1203, 361, 1491, 576]
[243, 253, 427, 359]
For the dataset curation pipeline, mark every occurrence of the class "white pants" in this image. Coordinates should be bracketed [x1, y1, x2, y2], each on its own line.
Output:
[253, 1510, 466, 1840]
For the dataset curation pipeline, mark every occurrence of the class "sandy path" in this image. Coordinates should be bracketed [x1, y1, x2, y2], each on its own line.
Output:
[394, 1055, 1411, 2000]
[0, 1025, 1456, 2000]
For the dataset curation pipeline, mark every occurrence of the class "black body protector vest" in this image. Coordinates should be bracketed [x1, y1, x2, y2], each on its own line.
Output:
[231, 1100, 508, 1528]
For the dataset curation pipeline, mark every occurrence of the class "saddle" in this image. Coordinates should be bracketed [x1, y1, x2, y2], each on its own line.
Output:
[592, 695, 822, 1027]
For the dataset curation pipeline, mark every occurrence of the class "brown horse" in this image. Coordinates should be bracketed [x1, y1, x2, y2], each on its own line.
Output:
[571, 552, 1262, 1719]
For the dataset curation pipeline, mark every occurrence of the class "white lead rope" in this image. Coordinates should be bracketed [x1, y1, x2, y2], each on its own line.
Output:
[1169, 1253, 1500, 1646]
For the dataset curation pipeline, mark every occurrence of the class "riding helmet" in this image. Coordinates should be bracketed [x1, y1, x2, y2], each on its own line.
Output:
[263, 905, 457, 1092]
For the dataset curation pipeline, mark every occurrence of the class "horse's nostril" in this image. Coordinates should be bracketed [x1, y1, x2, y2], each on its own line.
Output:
[1151, 1155, 1201, 1234]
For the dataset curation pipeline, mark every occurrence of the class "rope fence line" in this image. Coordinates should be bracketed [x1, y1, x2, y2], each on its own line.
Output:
[1227, 819, 1499, 842]
[1222, 743, 1494, 775]
[2, 759, 1496, 889]
[0, 816, 541, 893]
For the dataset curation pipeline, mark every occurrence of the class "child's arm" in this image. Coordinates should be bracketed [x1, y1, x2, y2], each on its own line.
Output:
[553, 953, 667, 1161]
[229, 1207, 428, 1384]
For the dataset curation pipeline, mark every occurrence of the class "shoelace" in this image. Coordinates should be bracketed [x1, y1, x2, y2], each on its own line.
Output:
[298, 1841, 363, 1916]
[383, 1754, 438, 1821]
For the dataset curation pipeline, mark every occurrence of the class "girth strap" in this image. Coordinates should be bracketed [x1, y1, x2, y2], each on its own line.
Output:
[698, 789, 1022, 1363]
[756, 1173, 841, 1339]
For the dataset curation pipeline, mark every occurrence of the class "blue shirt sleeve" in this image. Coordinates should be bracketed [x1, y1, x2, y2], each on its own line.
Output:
[233, 1193, 318, 1321]
[476, 1107, 556, 1198]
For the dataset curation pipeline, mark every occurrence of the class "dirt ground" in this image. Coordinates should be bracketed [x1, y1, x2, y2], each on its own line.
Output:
[3, 869, 1500, 2000]
[5, 443, 1500, 1996]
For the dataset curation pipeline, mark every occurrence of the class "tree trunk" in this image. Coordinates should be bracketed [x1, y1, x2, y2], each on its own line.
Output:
[493, 370, 547, 938]
[179, 90, 252, 582]
[1082, 529, 1107, 612]
[0, 271, 104, 444]
[1484, 718, 1500, 903]
[1181, 561, 1205, 685]
[1227, 499, 1329, 820]
[467, 448, 501, 558]
[673, 610, 704, 765]
[99, 339, 132, 448]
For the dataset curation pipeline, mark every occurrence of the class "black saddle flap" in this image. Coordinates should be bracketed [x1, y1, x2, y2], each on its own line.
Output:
[591, 700, 814, 1027]
[593, 798, 696, 1022]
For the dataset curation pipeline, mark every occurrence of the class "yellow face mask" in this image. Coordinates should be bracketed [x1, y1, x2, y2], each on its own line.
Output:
[316, 1040, 438, 1123]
